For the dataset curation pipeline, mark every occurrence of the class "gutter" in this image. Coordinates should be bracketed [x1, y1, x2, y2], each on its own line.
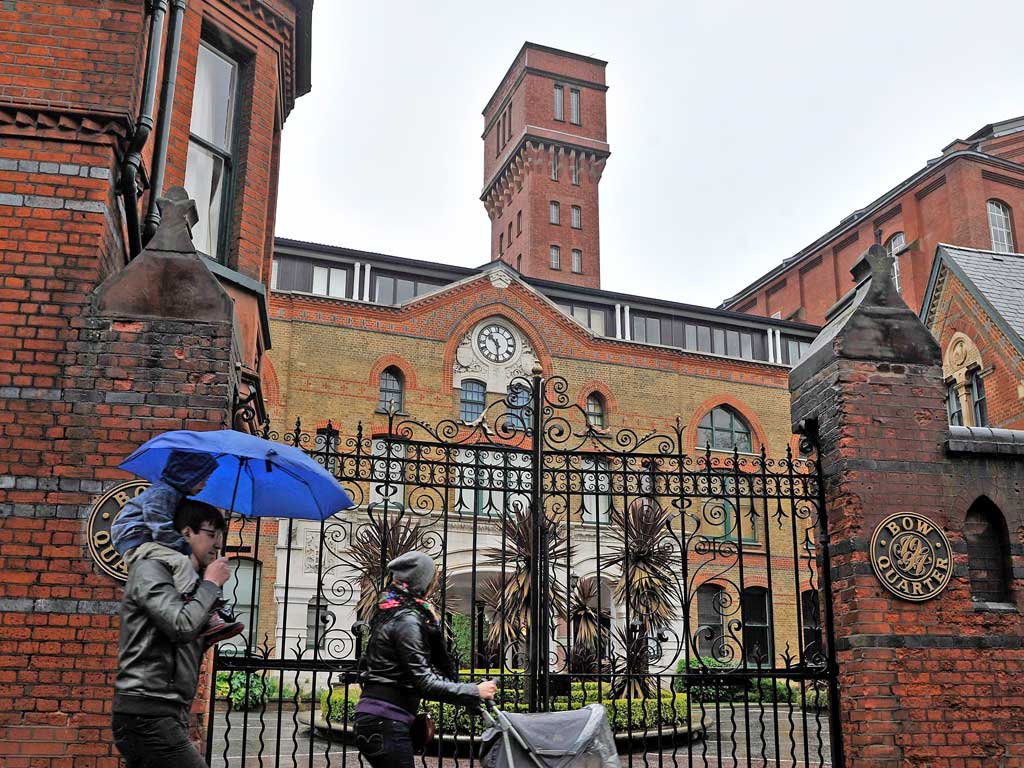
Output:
[122, 0, 169, 258]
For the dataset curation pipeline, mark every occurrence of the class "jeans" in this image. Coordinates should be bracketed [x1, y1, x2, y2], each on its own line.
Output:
[112, 711, 208, 768]
[353, 713, 415, 768]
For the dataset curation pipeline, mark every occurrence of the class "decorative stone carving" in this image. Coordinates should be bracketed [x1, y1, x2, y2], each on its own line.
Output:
[452, 316, 539, 395]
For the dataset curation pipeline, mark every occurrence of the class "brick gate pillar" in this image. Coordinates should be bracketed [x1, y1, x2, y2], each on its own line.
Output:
[0, 188, 241, 765]
[790, 245, 1024, 767]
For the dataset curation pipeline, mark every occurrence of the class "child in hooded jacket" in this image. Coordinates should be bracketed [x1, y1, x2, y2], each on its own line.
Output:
[111, 449, 243, 645]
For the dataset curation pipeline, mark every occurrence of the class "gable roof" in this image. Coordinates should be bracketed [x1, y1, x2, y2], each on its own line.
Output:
[920, 244, 1024, 359]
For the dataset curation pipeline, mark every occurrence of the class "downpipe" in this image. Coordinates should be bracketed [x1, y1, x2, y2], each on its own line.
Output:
[142, 0, 188, 245]
[121, 0, 169, 258]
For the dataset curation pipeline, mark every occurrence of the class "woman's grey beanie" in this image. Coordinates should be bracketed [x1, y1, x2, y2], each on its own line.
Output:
[387, 551, 436, 596]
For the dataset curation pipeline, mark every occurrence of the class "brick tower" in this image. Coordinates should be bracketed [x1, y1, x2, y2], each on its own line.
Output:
[482, 43, 610, 289]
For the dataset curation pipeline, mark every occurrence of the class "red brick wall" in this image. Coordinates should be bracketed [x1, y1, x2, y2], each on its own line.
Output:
[728, 156, 1024, 323]
[0, 1, 306, 764]
[929, 270, 1024, 430]
[790, 258, 1024, 766]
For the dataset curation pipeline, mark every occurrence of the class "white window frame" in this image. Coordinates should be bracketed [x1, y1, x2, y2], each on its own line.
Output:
[550, 201, 560, 225]
[885, 232, 905, 293]
[571, 205, 581, 229]
[550, 245, 561, 270]
[554, 84, 564, 121]
[571, 249, 583, 274]
[988, 200, 1014, 252]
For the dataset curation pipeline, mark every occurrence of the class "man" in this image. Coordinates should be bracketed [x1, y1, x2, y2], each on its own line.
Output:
[111, 498, 231, 768]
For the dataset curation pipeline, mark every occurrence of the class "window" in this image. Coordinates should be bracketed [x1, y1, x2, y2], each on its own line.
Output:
[585, 393, 606, 428]
[273, 257, 352, 298]
[460, 380, 486, 422]
[885, 232, 906, 293]
[800, 589, 822, 660]
[550, 201, 560, 225]
[550, 245, 561, 270]
[369, 438, 406, 510]
[697, 406, 753, 453]
[456, 447, 530, 518]
[507, 383, 529, 430]
[696, 584, 725, 659]
[580, 457, 611, 523]
[499, 233, 504, 255]
[553, 84, 564, 121]
[378, 367, 403, 412]
[571, 154, 580, 186]
[964, 497, 1012, 603]
[222, 558, 260, 651]
[571, 206, 581, 229]
[373, 273, 444, 305]
[556, 303, 610, 336]
[783, 338, 812, 365]
[185, 42, 239, 262]
[741, 587, 772, 667]
[571, 249, 582, 274]
[516, 210, 522, 234]
[306, 594, 333, 651]
[970, 370, 988, 427]
[507, 221, 512, 244]
[569, 89, 580, 125]
[311, 265, 348, 298]
[551, 150, 559, 181]
[987, 200, 1014, 252]
[946, 381, 963, 426]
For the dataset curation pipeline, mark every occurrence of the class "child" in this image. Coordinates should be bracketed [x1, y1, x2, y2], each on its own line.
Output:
[111, 449, 244, 646]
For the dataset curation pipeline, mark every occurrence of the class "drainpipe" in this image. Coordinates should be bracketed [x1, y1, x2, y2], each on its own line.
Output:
[122, 0, 169, 258]
[142, 0, 188, 245]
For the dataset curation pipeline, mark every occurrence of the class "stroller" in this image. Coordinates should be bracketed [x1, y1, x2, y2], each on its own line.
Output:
[478, 700, 620, 768]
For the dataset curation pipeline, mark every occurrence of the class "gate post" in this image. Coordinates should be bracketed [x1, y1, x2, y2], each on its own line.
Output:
[790, 245, 1024, 767]
[526, 365, 550, 711]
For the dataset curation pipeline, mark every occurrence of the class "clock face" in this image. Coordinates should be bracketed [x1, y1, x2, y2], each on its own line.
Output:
[477, 324, 517, 363]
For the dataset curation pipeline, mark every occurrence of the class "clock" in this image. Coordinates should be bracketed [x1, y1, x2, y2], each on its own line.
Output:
[476, 324, 517, 363]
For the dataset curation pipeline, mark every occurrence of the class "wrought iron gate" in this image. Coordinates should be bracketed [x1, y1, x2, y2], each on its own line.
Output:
[208, 371, 842, 766]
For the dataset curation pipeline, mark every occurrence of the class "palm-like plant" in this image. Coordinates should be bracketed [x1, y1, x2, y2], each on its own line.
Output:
[567, 576, 609, 674]
[601, 494, 683, 697]
[335, 516, 428, 621]
[480, 503, 574, 657]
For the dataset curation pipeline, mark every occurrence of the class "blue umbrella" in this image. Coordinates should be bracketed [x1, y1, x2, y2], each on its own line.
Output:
[119, 429, 354, 520]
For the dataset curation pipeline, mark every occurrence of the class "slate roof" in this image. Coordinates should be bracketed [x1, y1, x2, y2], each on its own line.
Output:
[940, 244, 1024, 343]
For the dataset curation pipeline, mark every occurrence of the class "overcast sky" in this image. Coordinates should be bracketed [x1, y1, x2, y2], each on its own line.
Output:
[275, 1, 1024, 307]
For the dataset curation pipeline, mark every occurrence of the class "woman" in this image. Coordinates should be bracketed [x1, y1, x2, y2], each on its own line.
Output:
[355, 552, 497, 767]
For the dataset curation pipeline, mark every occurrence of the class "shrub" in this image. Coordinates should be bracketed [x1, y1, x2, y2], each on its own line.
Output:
[216, 671, 279, 711]
[320, 686, 362, 722]
[673, 657, 794, 704]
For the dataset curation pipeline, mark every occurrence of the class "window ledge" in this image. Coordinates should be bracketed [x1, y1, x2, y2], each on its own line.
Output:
[374, 408, 409, 417]
[972, 600, 1018, 613]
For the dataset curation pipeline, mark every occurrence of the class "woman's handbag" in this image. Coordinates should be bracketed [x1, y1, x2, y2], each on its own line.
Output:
[411, 711, 435, 752]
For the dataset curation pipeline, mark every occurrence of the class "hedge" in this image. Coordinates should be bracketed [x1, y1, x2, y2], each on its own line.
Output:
[216, 671, 298, 711]
[673, 657, 826, 709]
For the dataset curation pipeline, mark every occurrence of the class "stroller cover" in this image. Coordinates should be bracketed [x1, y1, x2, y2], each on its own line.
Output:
[479, 704, 619, 768]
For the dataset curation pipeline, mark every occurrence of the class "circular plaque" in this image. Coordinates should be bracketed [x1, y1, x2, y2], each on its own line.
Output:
[86, 480, 150, 582]
[870, 512, 952, 602]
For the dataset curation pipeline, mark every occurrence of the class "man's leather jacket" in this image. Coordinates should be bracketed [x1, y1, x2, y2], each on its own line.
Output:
[359, 607, 480, 713]
[113, 558, 220, 716]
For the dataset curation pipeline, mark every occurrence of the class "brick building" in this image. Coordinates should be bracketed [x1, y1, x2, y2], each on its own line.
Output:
[721, 116, 1024, 325]
[0, 1, 311, 764]
[261, 43, 825, 691]
[921, 244, 1024, 430]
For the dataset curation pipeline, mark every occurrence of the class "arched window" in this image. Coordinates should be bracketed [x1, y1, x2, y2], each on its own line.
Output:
[965, 498, 1012, 604]
[885, 232, 905, 293]
[378, 367, 404, 412]
[306, 594, 334, 651]
[946, 381, 963, 426]
[970, 370, 988, 427]
[696, 583, 726, 659]
[697, 406, 753, 452]
[800, 589, 822, 660]
[507, 383, 529, 430]
[460, 380, 486, 422]
[741, 586, 772, 667]
[987, 200, 1014, 252]
[585, 393, 606, 428]
[223, 558, 261, 651]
